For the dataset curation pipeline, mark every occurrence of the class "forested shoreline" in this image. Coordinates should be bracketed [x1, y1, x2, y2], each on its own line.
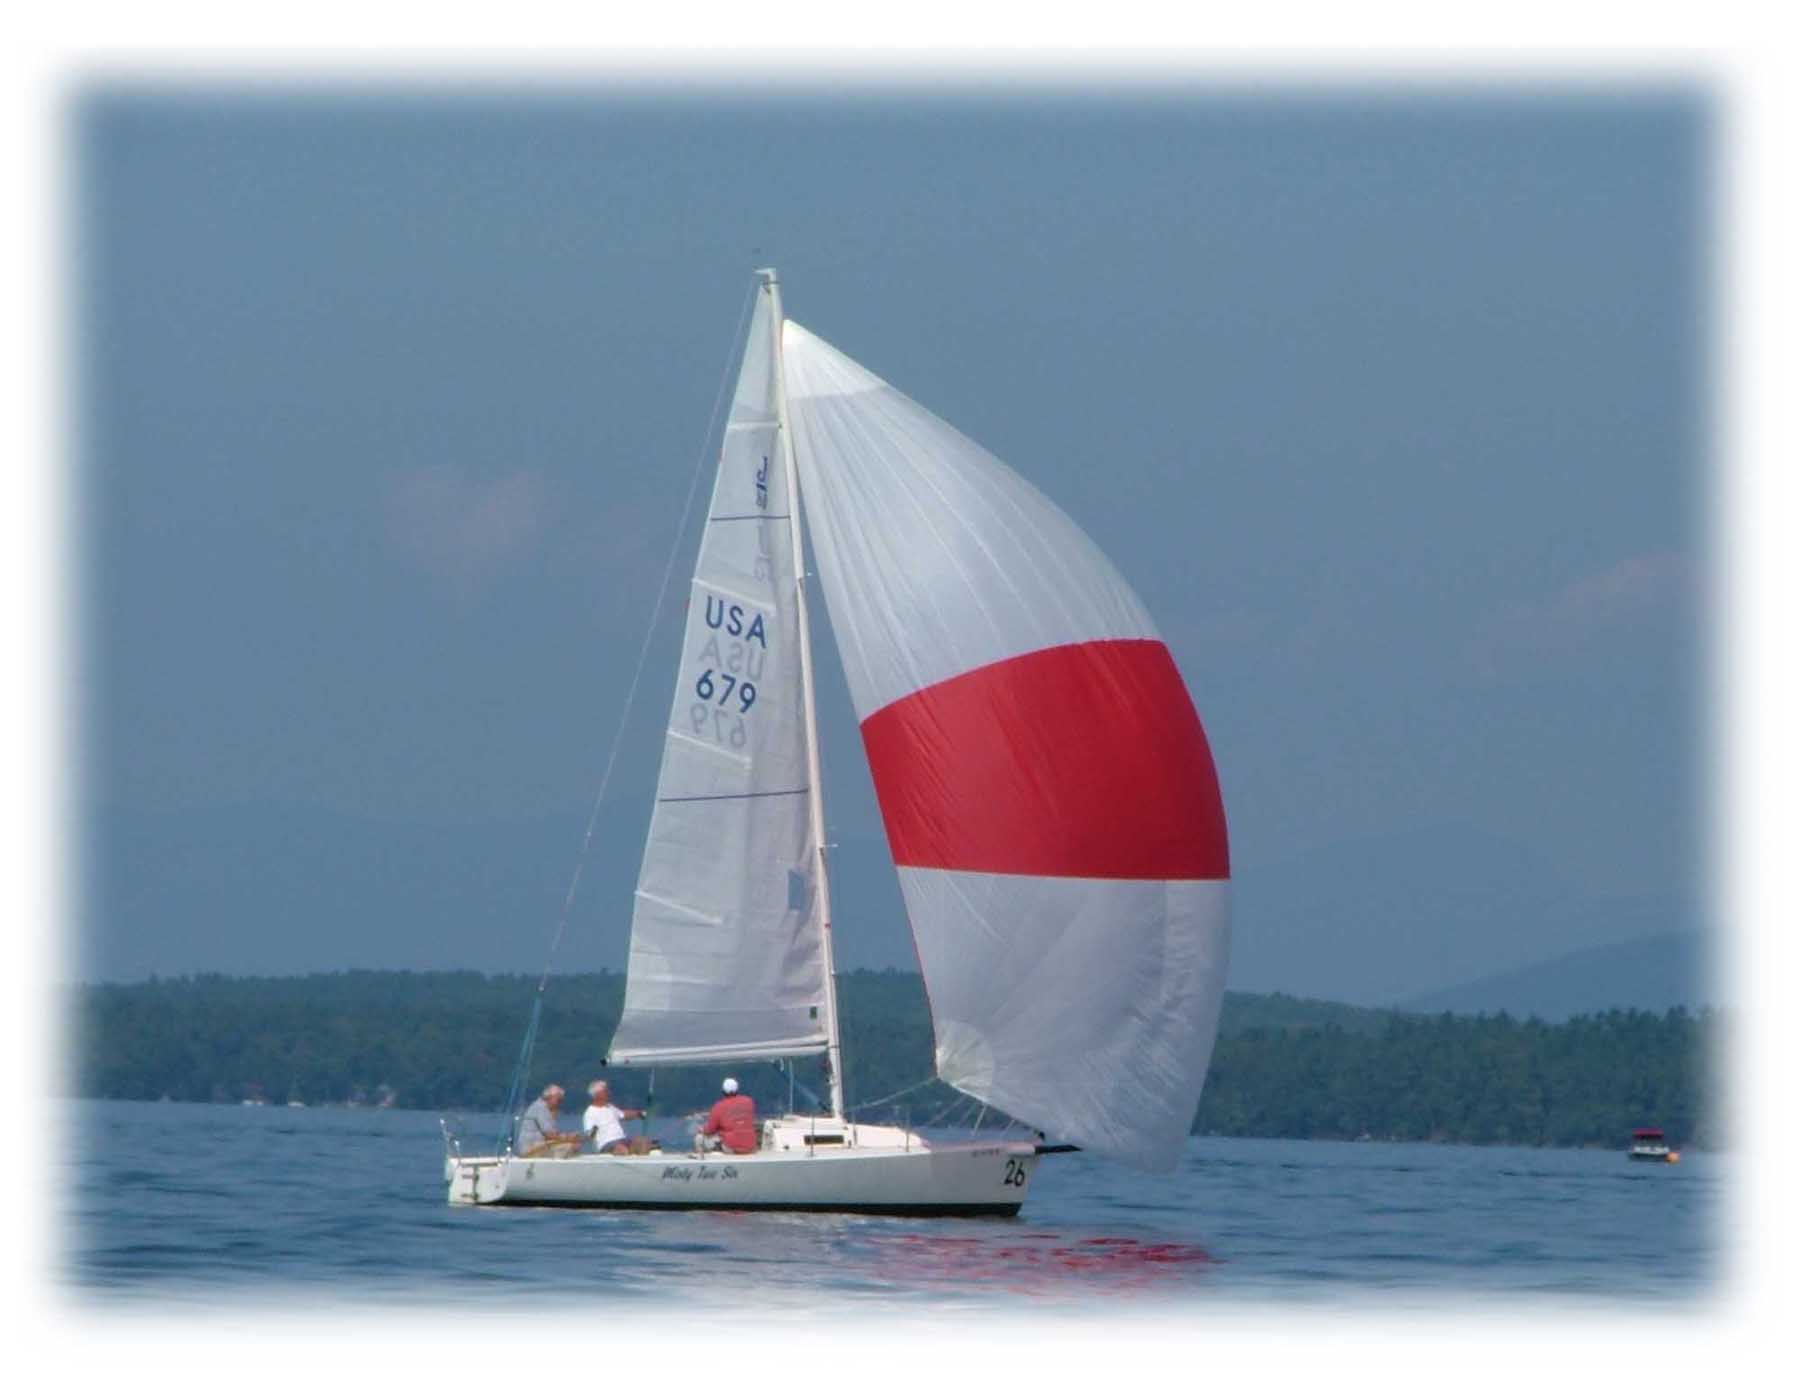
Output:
[67, 970, 1719, 1148]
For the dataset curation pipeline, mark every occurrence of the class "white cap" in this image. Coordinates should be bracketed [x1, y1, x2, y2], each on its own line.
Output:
[722, 1077, 739, 1094]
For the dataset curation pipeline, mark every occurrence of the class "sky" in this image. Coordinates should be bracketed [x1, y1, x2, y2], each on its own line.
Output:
[73, 84, 1707, 1002]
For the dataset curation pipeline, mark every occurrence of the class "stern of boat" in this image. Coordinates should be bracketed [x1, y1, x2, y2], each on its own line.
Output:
[447, 1155, 511, 1205]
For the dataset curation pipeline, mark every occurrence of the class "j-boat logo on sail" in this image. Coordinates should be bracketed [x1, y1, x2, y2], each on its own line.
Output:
[754, 454, 770, 510]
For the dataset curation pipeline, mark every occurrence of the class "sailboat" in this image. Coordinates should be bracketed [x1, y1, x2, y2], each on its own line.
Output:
[446, 270, 1231, 1214]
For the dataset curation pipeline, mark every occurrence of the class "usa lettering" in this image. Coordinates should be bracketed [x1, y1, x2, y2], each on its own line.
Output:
[703, 595, 768, 647]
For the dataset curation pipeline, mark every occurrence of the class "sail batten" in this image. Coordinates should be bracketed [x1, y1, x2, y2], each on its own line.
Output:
[654, 787, 809, 804]
[782, 318, 1231, 1174]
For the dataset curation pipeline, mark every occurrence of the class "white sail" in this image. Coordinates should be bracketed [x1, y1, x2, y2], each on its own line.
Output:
[608, 293, 832, 1066]
[782, 320, 1232, 1173]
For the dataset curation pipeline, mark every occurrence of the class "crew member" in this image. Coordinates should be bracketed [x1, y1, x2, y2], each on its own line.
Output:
[583, 1079, 653, 1156]
[517, 1083, 583, 1158]
[695, 1076, 757, 1154]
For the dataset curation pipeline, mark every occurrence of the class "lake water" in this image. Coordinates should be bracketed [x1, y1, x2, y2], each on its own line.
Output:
[62, 1101, 1723, 1315]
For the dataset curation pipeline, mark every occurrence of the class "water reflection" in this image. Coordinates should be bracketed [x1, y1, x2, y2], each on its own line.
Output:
[856, 1228, 1217, 1298]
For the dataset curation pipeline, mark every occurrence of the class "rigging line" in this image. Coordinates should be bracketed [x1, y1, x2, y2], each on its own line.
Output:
[499, 276, 761, 1134]
[496, 996, 544, 1154]
[920, 1091, 966, 1132]
[784, 1058, 825, 1113]
[846, 1075, 940, 1116]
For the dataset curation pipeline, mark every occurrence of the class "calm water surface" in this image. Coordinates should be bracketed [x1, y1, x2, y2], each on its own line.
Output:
[64, 1102, 1721, 1313]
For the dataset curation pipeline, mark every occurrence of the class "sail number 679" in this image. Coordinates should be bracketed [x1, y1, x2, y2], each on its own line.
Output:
[696, 669, 757, 713]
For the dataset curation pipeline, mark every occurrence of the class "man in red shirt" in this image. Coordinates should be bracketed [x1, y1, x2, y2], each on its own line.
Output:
[695, 1077, 757, 1154]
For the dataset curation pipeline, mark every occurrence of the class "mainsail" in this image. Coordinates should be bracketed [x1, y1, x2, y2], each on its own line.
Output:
[608, 292, 831, 1066]
[782, 321, 1231, 1173]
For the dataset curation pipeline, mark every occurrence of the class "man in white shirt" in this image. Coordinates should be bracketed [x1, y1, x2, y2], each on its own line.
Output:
[583, 1080, 652, 1155]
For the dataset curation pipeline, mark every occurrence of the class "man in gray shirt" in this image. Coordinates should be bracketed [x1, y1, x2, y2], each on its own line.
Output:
[516, 1084, 582, 1158]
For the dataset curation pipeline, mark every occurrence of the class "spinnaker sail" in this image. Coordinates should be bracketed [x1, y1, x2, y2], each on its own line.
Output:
[781, 320, 1231, 1172]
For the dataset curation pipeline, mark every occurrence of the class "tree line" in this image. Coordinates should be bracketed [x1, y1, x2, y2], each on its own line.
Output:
[67, 969, 1718, 1148]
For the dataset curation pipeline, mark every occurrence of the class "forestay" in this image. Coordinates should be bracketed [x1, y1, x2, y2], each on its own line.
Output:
[608, 294, 831, 1066]
[781, 321, 1231, 1172]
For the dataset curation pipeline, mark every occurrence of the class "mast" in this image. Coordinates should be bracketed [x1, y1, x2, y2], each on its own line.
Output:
[760, 268, 847, 1120]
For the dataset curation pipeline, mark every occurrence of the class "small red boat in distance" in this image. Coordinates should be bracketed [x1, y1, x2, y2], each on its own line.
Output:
[1629, 1128, 1680, 1164]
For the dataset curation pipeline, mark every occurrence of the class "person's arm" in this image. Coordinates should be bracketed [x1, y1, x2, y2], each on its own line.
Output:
[703, 1103, 724, 1135]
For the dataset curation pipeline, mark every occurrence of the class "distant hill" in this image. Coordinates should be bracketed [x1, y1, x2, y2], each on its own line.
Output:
[1219, 989, 1395, 1036]
[1398, 934, 1710, 1019]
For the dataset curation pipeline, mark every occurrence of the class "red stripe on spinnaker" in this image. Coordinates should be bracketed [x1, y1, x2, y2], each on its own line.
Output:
[859, 640, 1229, 881]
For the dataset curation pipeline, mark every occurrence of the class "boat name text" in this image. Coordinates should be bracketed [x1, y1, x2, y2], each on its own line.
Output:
[660, 1164, 740, 1181]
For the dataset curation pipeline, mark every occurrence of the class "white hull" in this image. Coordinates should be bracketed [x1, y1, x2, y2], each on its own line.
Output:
[447, 1118, 1041, 1216]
